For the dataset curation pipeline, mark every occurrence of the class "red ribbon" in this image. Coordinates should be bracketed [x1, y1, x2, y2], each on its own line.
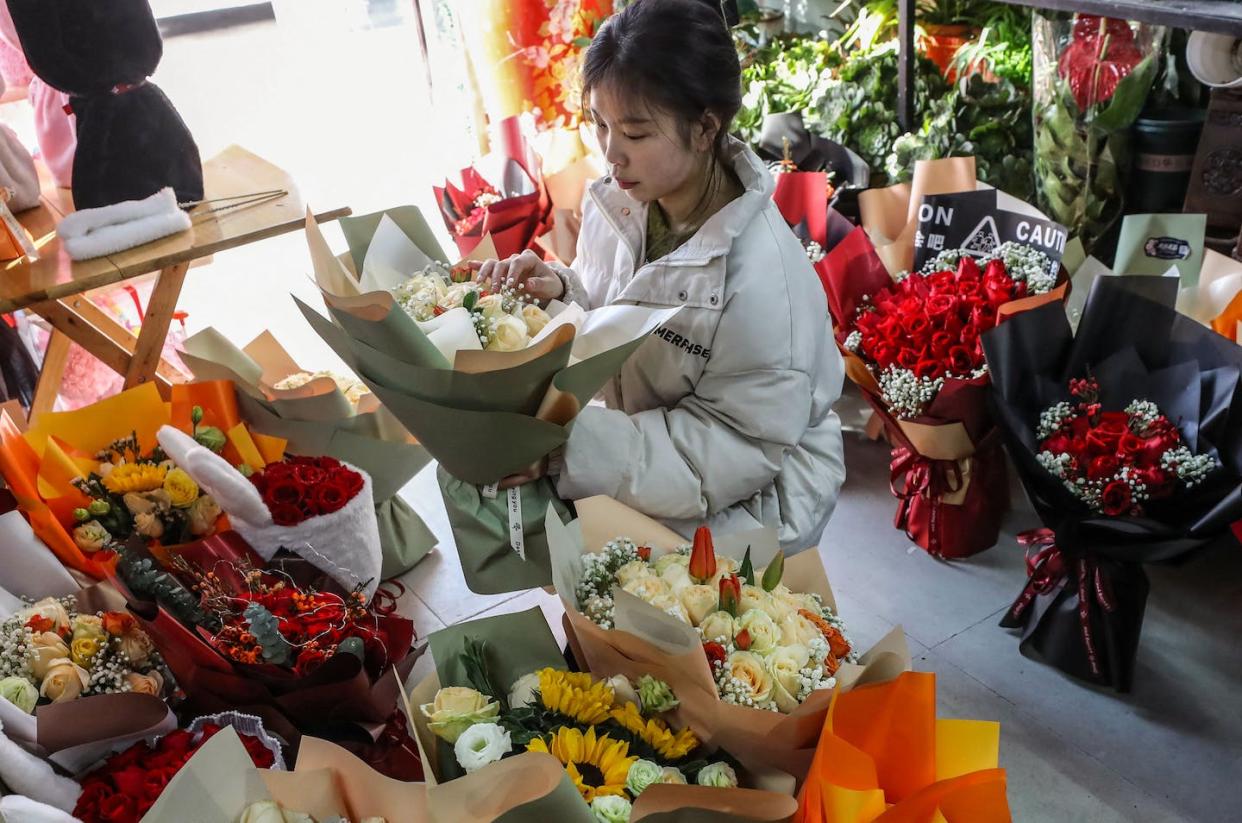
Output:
[370, 579, 408, 617]
[1007, 528, 1118, 678]
[890, 447, 965, 557]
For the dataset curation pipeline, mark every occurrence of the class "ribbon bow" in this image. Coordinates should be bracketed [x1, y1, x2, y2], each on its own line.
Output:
[1006, 528, 1118, 678]
[890, 447, 966, 557]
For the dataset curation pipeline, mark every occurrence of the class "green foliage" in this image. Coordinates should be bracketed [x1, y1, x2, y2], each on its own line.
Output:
[462, 636, 502, 705]
[244, 602, 293, 665]
[117, 539, 221, 632]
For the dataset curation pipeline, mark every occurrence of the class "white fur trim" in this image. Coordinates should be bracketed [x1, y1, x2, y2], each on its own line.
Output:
[58, 187, 190, 261]
[0, 795, 83, 823]
[155, 426, 383, 599]
[0, 717, 81, 813]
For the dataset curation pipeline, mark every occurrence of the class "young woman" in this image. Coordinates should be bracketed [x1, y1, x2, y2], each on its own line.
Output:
[475, 0, 845, 552]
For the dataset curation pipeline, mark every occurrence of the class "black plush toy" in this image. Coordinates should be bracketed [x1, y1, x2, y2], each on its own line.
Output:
[6, 0, 203, 209]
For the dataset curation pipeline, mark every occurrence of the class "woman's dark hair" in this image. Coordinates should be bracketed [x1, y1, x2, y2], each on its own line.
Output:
[582, 0, 742, 163]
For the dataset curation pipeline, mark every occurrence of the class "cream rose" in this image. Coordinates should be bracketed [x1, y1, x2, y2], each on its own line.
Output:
[725, 651, 773, 704]
[420, 686, 500, 744]
[615, 559, 654, 588]
[117, 630, 154, 668]
[40, 659, 89, 703]
[739, 585, 774, 617]
[188, 494, 223, 536]
[508, 672, 542, 709]
[647, 593, 690, 623]
[737, 609, 781, 655]
[767, 644, 811, 713]
[124, 671, 164, 696]
[708, 557, 741, 589]
[521, 303, 551, 336]
[679, 584, 718, 626]
[606, 674, 641, 708]
[485, 314, 530, 352]
[698, 611, 737, 644]
[28, 632, 70, 680]
[18, 599, 71, 634]
[72, 521, 111, 552]
[133, 511, 165, 540]
[475, 293, 508, 320]
[651, 552, 689, 575]
[441, 282, 475, 310]
[659, 564, 693, 595]
[780, 612, 824, 648]
[623, 575, 670, 604]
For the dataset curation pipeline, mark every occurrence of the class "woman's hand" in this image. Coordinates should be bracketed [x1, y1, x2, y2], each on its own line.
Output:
[497, 456, 548, 490]
[471, 249, 565, 305]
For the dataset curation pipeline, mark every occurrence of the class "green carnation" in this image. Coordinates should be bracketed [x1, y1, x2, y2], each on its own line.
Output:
[637, 675, 678, 714]
[194, 425, 228, 453]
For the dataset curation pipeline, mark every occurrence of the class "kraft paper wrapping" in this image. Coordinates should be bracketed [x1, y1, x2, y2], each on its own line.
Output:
[859, 158, 977, 275]
[546, 497, 911, 780]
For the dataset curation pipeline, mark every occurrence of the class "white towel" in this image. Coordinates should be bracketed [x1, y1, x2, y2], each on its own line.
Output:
[0, 795, 83, 823]
[0, 717, 81, 813]
[57, 187, 191, 261]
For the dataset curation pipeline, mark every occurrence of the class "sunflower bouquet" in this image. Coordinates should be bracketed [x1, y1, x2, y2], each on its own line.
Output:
[408, 609, 799, 823]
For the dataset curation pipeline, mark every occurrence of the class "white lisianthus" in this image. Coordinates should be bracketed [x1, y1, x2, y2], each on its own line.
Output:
[680, 584, 718, 626]
[767, 644, 811, 713]
[696, 762, 738, 789]
[486, 315, 531, 352]
[607, 674, 641, 708]
[736, 609, 781, 655]
[454, 722, 512, 773]
[508, 672, 542, 709]
[698, 611, 737, 644]
[616, 559, 654, 588]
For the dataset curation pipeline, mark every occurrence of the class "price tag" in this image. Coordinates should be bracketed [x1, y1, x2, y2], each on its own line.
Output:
[480, 482, 499, 499]
[507, 487, 525, 560]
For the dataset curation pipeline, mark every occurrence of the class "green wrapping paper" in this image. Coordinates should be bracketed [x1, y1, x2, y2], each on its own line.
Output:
[297, 208, 678, 593]
[179, 328, 437, 577]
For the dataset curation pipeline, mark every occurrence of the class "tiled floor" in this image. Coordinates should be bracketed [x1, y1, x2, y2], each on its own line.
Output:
[13, 12, 1239, 822]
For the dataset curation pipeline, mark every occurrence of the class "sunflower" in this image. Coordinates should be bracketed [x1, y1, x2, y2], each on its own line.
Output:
[538, 668, 616, 725]
[103, 463, 167, 494]
[527, 726, 636, 802]
[609, 702, 700, 760]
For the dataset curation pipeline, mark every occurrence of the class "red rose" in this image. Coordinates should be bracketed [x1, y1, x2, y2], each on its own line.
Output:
[914, 358, 944, 380]
[1087, 455, 1120, 481]
[1086, 418, 1129, 454]
[1099, 411, 1129, 427]
[310, 484, 348, 515]
[702, 641, 727, 670]
[263, 476, 306, 507]
[293, 647, 330, 676]
[1141, 433, 1179, 465]
[871, 342, 898, 368]
[930, 331, 953, 357]
[956, 256, 981, 282]
[240, 734, 277, 768]
[970, 303, 997, 331]
[1118, 433, 1145, 459]
[1100, 480, 1133, 516]
[945, 346, 974, 374]
[335, 468, 365, 497]
[900, 312, 931, 339]
[982, 258, 1007, 280]
[110, 764, 148, 798]
[957, 279, 982, 299]
[316, 456, 343, 470]
[896, 349, 920, 370]
[878, 316, 904, 344]
[295, 464, 327, 486]
[983, 272, 1015, 307]
[269, 502, 307, 526]
[926, 271, 956, 291]
[97, 791, 138, 823]
[73, 781, 116, 819]
[1042, 432, 1074, 456]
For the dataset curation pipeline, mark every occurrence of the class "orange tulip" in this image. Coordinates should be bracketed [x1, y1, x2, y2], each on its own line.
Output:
[719, 573, 742, 617]
[689, 525, 717, 582]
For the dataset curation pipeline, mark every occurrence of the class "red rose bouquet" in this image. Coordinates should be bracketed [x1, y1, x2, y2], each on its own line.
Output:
[72, 717, 278, 823]
[824, 227, 1064, 558]
[1035, 377, 1218, 517]
[248, 455, 365, 527]
[984, 276, 1242, 691]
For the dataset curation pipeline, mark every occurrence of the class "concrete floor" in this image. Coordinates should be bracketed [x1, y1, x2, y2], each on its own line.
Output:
[8, 9, 1239, 820]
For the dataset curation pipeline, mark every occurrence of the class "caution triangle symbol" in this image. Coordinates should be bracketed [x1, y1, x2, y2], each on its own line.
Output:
[961, 215, 1001, 257]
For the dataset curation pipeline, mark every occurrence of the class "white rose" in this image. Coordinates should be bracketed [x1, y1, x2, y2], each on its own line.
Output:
[441, 282, 475, 309]
[698, 611, 737, 644]
[696, 762, 739, 789]
[780, 612, 824, 648]
[679, 584, 718, 626]
[708, 557, 741, 589]
[648, 593, 691, 623]
[651, 552, 689, 575]
[623, 575, 670, 604]
[606, 674, 641, 708]
[739, 585, 773, 617]
[764, 592, 795, 623]
[521, 303, 551, 336]
[475, 293, 507, 320]
[237, 800, 288, 823]
[17, 598, 71, 634]
[615, 559, 653, 588]
[767, 644, 810, 713]
[409, 272, 449, 302]
[486, 314, 530, 352]
[508, 672, 542, 709]
[454, 722, 512, 773]
[737, 609, 781, 655]
[660, 563, 693, 594]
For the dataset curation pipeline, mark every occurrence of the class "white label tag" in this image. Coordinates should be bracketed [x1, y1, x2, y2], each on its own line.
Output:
[480, 482, 499, 499]
[507, 486, 525, 560]
[0, 201, 38, 262]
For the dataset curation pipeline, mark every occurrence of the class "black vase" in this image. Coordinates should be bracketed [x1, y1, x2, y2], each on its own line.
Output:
[6, 0, 204, 209]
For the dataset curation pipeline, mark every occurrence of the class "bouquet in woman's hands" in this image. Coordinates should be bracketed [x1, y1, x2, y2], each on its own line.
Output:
[983, 275, 1242, 691]
[299, 209, 678, 595]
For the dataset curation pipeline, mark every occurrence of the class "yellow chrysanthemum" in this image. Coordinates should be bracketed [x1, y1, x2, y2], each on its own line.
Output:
[102, 463, 167, 494]
[609, 702, 700, 760]
[526, 726, 636, 803]
[538, 668, 616, 725]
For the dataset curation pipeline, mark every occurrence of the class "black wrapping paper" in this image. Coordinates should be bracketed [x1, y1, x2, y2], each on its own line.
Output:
[7, 0, 203, 208]
[982, 276, 1242, 691]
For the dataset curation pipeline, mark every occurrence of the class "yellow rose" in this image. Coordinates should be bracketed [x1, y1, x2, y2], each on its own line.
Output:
[659, 564, 693, 595]
[485, 314, 530, 352]
[725, 651, 773, 704]
[70, 635, 105, 669]
[767, 645, 811, 713]
[117, 630, 154, 668]
[698, 611, 737, 644]
[419, 686, 499, 744]
[28, 632, 70, 680]
[18, 598, 71, 634]
[188, 494, 222, 536]
[40, 659, 89, 703]
[162, 467, 199, 508]
[647, 593, 690, 623]
[615, 560, 653, 588]
[521, 303, 551, 336]
[124, 670, 164, 696]
[133, 512, 165, 540]
[679, 584, 718, 626]
[623, 575, 670, 604]
[739, 585, 773, 617]
[736, 609, 781, 655]
[780, 612, 823, 648]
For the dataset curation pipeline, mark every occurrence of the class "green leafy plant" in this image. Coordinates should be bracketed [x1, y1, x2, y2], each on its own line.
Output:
[244, 602, 294, 666]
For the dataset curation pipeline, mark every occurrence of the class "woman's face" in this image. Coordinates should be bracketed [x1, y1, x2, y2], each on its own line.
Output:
[588, 85, 713, 206]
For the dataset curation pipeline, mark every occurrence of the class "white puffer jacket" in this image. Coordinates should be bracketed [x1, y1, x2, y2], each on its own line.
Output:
[553, 138, 846, 552]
